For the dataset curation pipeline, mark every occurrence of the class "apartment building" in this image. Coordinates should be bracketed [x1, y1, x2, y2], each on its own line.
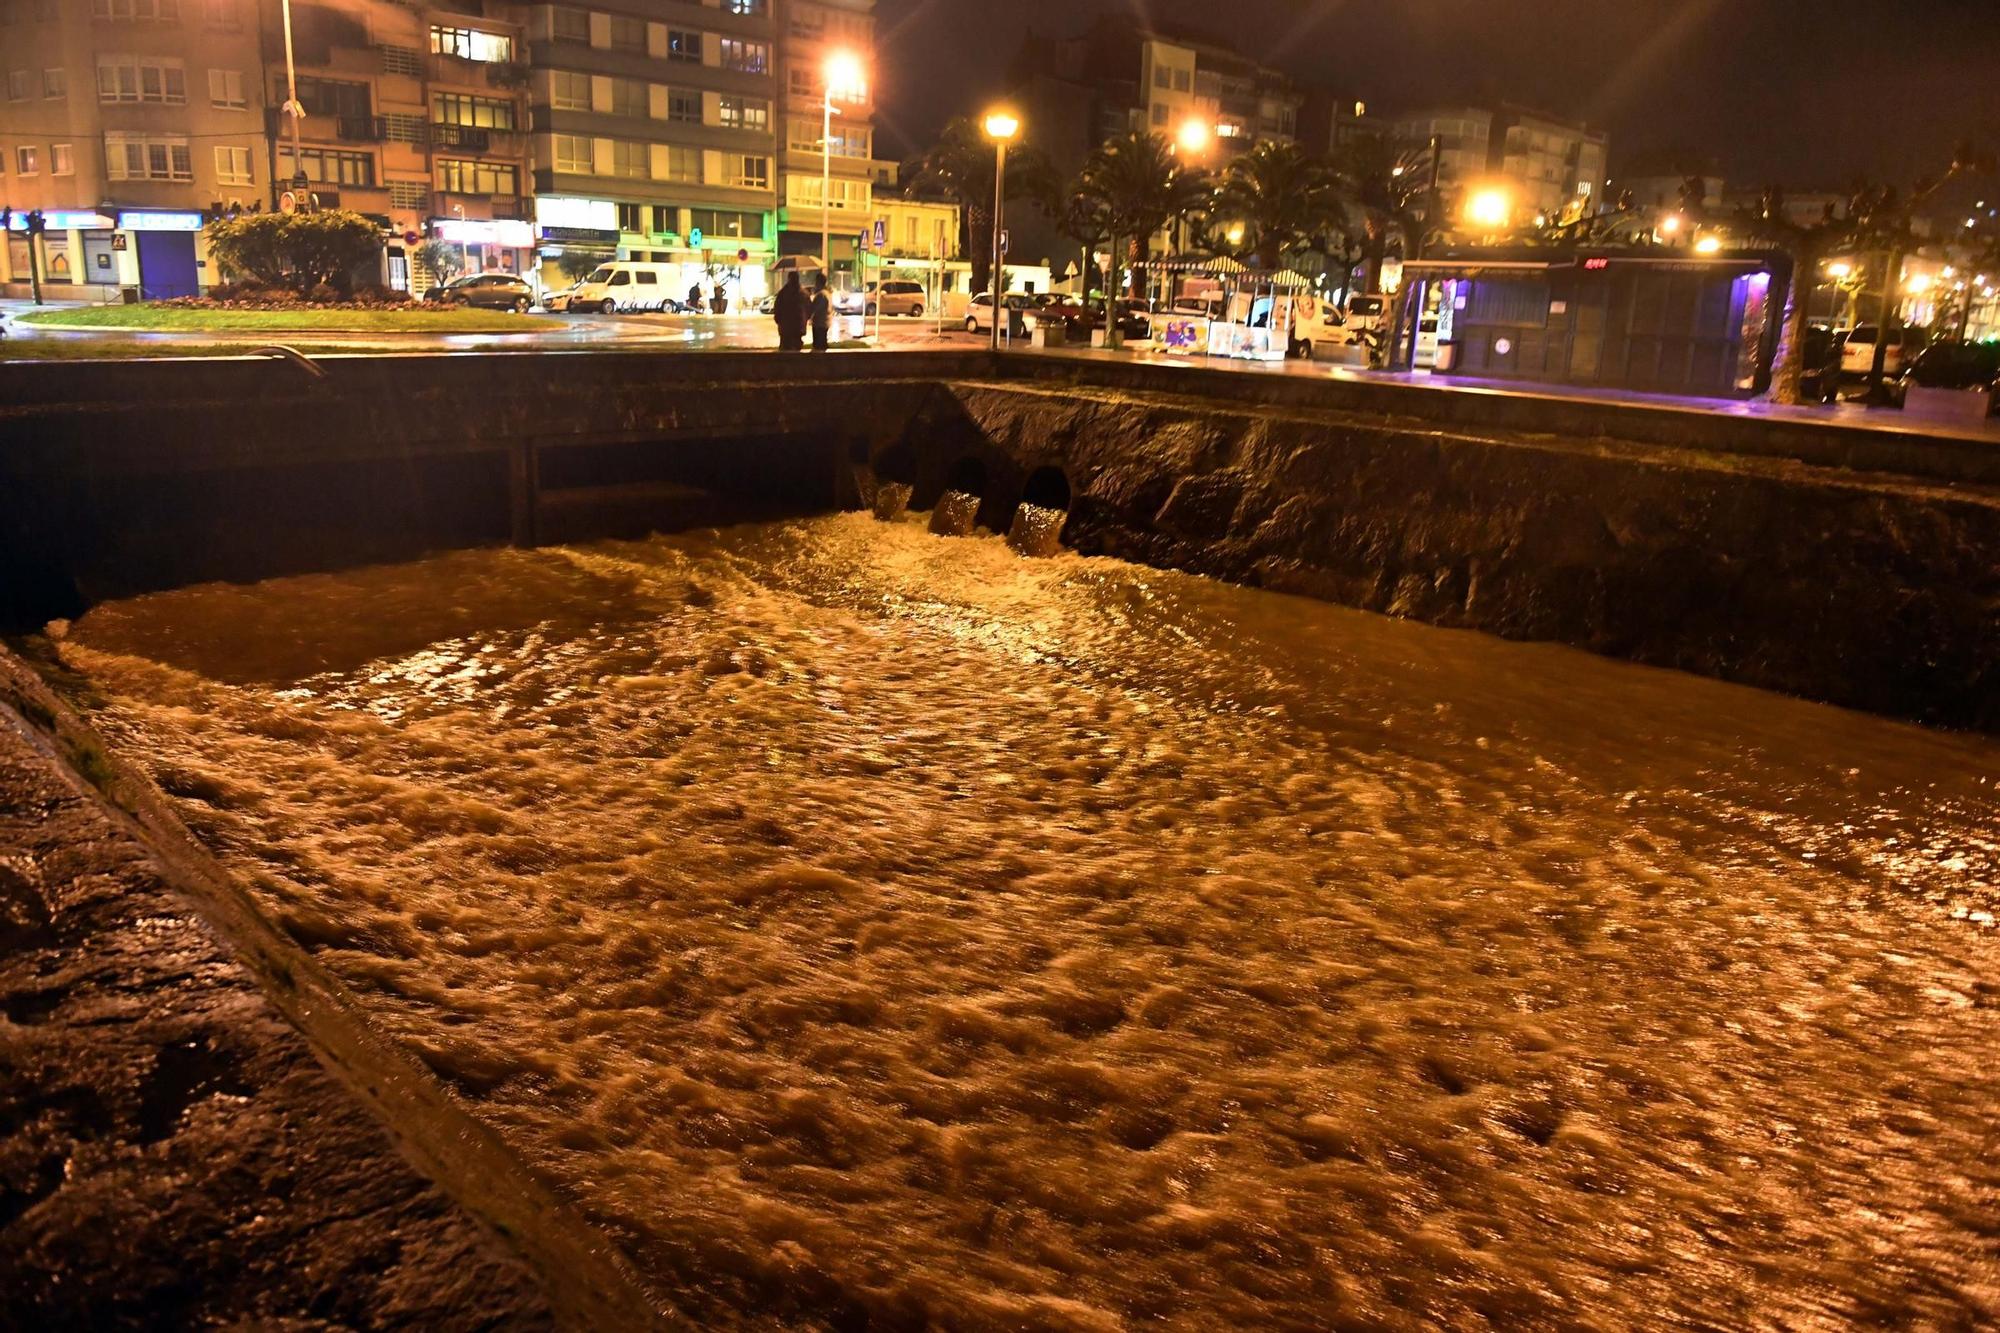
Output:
[771, 0, 876, 280]
[525, 0, 779, 300]
[1392, 103, 1606, 225]
[260, 1, 533, 290]
[0, 0, 270, 300]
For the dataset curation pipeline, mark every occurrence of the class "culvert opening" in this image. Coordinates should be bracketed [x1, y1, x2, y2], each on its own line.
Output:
[946, 456, 989, 496]
[1021, 466, 1072, 513]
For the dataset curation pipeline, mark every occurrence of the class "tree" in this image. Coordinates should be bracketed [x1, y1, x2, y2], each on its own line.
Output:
[557, 250, 601, 283]
[903, 117, 1021, 296]
[1212, 140, 1341, 272]
[1076, 130, 1209, 347]
[1332, 136, 1438, 293]
[204, 210, 382, 292]
[413, 238, 463, 286]
[1018, 151, 1109, 299]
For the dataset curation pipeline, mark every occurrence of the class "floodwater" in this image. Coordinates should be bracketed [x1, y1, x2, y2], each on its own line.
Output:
[59, 513, 2000, 1329]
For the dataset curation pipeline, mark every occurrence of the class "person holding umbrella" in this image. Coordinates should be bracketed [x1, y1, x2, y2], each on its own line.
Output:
[772, 271, 807, 351]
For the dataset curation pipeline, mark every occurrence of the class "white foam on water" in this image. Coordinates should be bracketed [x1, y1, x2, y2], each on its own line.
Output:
[62, 512, 2000, 1329]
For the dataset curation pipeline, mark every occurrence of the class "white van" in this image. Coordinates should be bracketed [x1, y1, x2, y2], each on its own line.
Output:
[568, 261, 677, 314]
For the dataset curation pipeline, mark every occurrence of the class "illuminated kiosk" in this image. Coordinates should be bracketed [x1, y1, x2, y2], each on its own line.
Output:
[1153, 256, 1319, 361]
[1397, 246, 1790, 398]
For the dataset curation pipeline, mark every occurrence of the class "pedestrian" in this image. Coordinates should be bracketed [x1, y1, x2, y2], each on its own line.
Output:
[773, 271, 807, 351]
[687, 282, 704, 313]
[810, 275, 833, 352]
[713, 282, 728, 315]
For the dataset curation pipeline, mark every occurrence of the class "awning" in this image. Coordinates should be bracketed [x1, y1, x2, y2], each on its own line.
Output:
[1153, 254, 1248, 274]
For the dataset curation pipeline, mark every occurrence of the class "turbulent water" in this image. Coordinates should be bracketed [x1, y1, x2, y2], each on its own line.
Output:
[59, 513, 2000, 1330]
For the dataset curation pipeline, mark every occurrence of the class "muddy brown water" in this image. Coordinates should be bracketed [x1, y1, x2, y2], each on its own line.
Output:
[58, 512, 2000, 1329]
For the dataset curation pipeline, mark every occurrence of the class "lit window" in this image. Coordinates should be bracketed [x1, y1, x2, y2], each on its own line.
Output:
[214, 144, 251, 184]
[15, 145, 38, 175]
[429, 25, 512, 63]
[666, 29, 701, 62]
[550, 70, 589, 111]
[552, 133, 591, 174]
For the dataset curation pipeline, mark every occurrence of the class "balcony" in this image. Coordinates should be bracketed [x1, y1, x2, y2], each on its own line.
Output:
[430, 53, 529, 91]
[433, 193, 528, 221]
[429, 123, 525, 154]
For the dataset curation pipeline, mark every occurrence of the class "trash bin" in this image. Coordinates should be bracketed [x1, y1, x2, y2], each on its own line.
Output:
[1434, 340, 1456, 371]
[1031, 321, 1065, 349]
[121, 286, 141, 305]
[1005, 307, 1029, 340]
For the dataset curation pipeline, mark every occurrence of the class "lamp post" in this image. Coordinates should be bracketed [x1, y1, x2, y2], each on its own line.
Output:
[278, 0, 308, 205]
[1170, 116, 1212, 303]
[821, 51, 864, 281]
[983, 109, 1019, 352]
[452, 202, 467, 275]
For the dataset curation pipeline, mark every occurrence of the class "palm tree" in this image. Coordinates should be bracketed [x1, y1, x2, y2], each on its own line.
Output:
[902, 117, 1019, 297]
[1331, 136, 1436, 293]
[1210, 140, 1342, 272]
[1076, 130, 1209, 347]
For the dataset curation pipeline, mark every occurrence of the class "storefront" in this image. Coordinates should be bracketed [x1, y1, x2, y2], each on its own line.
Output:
[428, 216, 534, 284]
[533, 196, 620, 294]
[120, 209, 208, 299]
[1399, 248, 1789, 397]
[3, 210, 117, 300]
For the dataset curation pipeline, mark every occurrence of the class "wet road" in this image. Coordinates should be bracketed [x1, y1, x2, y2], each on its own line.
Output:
[56, 513, 2000, 1329]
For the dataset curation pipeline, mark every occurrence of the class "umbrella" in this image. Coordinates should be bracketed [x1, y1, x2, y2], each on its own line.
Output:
[768, 255, 826, 276]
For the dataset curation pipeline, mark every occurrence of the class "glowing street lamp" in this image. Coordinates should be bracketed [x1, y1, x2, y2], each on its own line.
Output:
[1658, 212, 1683, 238]
[1694, 235, 1722, 254]
[1825, 260, 1853, 279]
[1176, 117, 1212, 156]
[983, 109, 1020, 352]
[820, 50, 866, 273]
[1465, 188, 1510, 232]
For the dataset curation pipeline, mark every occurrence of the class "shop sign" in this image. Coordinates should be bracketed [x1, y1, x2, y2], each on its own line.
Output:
[535, 196, 617, 231]
[119, 210, 205, 232]
[433, 217, 534, 247]
[539, 225, 619, 244]
[7, 210, 115, 231]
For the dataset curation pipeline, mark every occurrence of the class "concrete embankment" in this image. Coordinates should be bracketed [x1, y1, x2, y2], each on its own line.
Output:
[1, 350, 1994, 731]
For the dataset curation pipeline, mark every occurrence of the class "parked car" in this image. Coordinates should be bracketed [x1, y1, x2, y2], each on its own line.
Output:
[963, 292, 1049, 334]
[860, 279, 927, 317]
[565, 261, 679, 314]
[1839, 323, 1913, 378]
[424, 272, 536, 313]
[540, 281, 583, 313]
[1026, 297, 1150, 341]
[1892, 339, 2000, 413]
[1324, 293, 1388, 346]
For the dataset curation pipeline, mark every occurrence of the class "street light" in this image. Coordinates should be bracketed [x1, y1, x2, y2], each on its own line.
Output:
[1176, 117, 1212, 155]
[821, 50, 865, 276]
[1466, 188, 1510, 231]
[278, 0, 308, 202]
[1694, 235, 1722, 254]
[1658, 212, 1683, 237]
[1826, 260, 1853, 279]
[983, 109, 1019, 352]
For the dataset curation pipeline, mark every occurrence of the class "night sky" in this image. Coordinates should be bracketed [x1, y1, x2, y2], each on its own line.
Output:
[874, 0, 2000, 190]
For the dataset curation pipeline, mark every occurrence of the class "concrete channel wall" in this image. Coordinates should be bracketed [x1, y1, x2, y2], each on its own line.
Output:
[2, 349, 1995, 730]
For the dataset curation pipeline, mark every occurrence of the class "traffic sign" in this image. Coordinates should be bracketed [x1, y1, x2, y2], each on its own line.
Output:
[857, 230, 868, 251]
[737, 247, 749, 262]
[872, 218, 886, 247]
[999, 228, 1009, 254]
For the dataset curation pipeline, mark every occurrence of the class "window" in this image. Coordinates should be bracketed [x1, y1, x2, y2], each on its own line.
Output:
[42, 67, 64, 99]
[7, 70, 27, 101]
[551, 5, 587, 41]
[610, 139, 647, 179]
[296, 75, 368, 117]
[437, 157, 518, 195]
[99, 57, 189, 103]
[433, 92, 514, 129]
[1173, 68, 1190, 92]
[203, 0, 238, 29]
[666, 29, 700, 62]
[207, 67, 244, 108]
[1151, 102, 1168, 127]
[717, 95, 767, 131]
[609, 76, 646, 117]
[50, 143, 72, 175]
[93, 0, 181, 17]
[1153, 67, 1170, 90]
[728, 154, 768, 189]
[277, 145, 371, 186]
[662, 144, 700, 182]
[430, 25, 512, 63]
[389, 181, 428, 208]
[616, 201, 642, 231]
[550, 70, 589, 110]
[725, 0, 764, 13]
[552, 133, 591, 173]
[667, 87, 698, 122]
[719, 38, 766, 73]
[608, 15, 644, 51]
[213, 144, 250, 184]
[787, 67, 820, 100]
[686, 208, 755, 239]
[108, 134, 194, 180]
[15, 146, 38, 175]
